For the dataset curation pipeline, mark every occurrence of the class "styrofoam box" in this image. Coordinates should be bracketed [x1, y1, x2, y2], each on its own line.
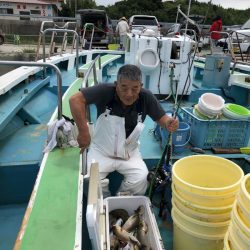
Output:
[86, 163, 164, 250]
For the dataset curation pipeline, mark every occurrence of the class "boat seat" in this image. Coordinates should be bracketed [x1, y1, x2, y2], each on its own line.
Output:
[0, 77, 50, 133]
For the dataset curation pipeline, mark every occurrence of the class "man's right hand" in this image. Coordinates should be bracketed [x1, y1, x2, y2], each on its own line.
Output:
[77, 130, 91, 154]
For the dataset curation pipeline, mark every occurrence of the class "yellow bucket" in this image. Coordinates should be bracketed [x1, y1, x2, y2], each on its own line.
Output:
[172, 196, 231, 222]
[239, 173, 250, 213]
[173, 182, 238, 207]
[172, 184, 233, 215]
[172, 205, 226, 250]
[237, 193, 250, 228]
[228, 223, 250, 250]
[108, 44, 119, 50]
[172, 155, 244, 196]
[230, 202, 250, 249]
[223, 231, 231, 250]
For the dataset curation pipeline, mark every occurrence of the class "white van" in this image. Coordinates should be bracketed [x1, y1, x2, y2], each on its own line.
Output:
[128, 15, 161, 36]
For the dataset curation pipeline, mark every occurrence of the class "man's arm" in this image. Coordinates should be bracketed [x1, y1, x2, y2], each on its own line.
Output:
[69, 91, 91, 153]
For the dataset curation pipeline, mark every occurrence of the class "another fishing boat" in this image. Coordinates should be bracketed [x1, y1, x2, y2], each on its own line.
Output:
[0, 14, 250, 250]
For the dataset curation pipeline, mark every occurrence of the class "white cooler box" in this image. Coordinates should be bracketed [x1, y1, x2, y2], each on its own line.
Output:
[86, 163, 164, 250]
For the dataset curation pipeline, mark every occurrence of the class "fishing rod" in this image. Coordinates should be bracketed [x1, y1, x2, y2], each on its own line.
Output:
[148, 0, 197, 217]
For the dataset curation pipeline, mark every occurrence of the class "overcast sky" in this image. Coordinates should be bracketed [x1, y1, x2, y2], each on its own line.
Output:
[95, 0, 250, 10]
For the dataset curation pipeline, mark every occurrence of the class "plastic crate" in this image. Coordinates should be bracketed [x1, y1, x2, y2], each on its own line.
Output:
[181, 107, 250, 149]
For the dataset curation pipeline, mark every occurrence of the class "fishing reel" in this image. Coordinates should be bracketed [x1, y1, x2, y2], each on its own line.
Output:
[147, 163, 172, 193]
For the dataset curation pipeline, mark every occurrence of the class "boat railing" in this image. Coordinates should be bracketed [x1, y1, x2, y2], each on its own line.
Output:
[36, 21, 78, 60]
[229, 31, 250, 62]
[80, 55, 101, 176]
[0, 61, 63, 119]
[41, 28, 79, 77]
[81, 23, 95, 50]
[81, 55, 101, 137]
[210, 31, 234, 57]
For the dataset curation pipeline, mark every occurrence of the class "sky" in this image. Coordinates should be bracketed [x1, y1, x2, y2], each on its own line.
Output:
[95, 0, 250, 10]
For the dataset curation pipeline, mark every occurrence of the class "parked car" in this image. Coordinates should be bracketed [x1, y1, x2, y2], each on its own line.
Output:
[76, 9, 114, 49]
[0, 30, 5, 45]
[217, 19, 250, 53]
[128, 15, 161, 36]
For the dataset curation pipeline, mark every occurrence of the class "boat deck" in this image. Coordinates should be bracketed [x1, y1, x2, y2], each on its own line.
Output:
[13, 76, 250, 250]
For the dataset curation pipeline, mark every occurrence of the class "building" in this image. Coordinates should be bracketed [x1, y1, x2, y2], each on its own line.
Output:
[0, 0, 63, 20]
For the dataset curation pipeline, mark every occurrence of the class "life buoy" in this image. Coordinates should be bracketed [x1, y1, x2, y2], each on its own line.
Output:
[137, 48, 159, 72]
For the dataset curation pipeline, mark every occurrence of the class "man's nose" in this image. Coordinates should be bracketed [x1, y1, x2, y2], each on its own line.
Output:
[125, 88, 133, 96]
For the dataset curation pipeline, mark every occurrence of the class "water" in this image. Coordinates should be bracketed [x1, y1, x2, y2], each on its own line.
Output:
[0, 53, 35, 76]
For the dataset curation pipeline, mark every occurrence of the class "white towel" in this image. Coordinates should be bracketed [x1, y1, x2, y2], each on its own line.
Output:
[43, 118, 78, 153]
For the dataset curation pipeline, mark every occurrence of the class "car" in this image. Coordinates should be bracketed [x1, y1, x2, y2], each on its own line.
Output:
[76, 9, 114, 49]
[217, 19, 250, 54]
[128, 15, 161, 36]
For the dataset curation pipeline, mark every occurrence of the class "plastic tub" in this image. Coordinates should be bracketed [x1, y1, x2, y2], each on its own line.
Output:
[239, 173, 250, 213]
[199, 93, 225, 112]
[160, 122, 190, 152]
[172, 155, 244, 196]
[223, 231, 231, 250]
[237, 193, 250, 228]
[231, 202, 250, 241]
[230, 204, 250, 250]
[226, 103, 250, 116]
[172, 184, 233, 215]
[172, 206, 225, 250]
[172, 196, 231, 222]
[174, 182, 238, 207]
[227, 224, 242, 250]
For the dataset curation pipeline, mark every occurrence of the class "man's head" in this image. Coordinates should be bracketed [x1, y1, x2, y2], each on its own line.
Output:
[115, 65, 142, 106]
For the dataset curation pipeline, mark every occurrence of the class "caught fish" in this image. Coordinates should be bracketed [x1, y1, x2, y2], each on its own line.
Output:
[112, 225, 141, 247]
[137, 220, 151, 249]
[110, 233, 119, 250]
[110, 209, 130, 222]
[122, 206, 145, 232]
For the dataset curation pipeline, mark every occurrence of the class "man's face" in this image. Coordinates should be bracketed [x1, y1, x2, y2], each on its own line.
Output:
[116, 79, 142, 106]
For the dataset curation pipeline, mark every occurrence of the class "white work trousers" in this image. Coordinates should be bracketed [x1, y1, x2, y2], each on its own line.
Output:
[87, 109, 148, 195]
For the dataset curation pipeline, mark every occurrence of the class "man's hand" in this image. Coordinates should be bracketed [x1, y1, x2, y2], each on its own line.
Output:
[165, 117, 179, 132]
[157, 114, 179, 133]
[77, 129, 91, 154]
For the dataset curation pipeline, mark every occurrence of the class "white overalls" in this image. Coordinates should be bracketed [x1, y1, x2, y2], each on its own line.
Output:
[87, 105, 148, 196]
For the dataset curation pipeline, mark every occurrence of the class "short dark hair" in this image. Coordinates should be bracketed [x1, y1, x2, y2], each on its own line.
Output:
[213, 16, 221, 21]
[117, 64, 142, 82]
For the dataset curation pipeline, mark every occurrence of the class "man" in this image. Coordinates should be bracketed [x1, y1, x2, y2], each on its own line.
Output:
[209, 16, 223, 46]
[116, 17, 129, 50]
[69, 64, 179, 196]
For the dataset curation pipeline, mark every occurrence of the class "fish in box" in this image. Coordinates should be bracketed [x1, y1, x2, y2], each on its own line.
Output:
[86, 163, 164, 250]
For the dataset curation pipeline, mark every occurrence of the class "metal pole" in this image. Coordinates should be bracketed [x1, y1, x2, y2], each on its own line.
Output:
[0, 61, 63, 120]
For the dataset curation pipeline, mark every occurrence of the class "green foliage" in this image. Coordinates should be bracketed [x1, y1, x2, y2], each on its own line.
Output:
[105, 0, 250, 25]
[60, 0, 250, 25]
